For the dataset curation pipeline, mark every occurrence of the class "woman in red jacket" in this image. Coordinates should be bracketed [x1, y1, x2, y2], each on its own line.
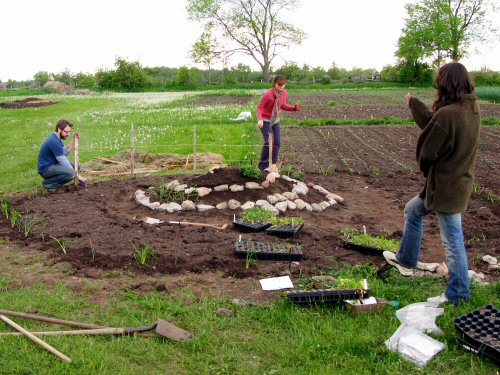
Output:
[256, 75, 301, 170]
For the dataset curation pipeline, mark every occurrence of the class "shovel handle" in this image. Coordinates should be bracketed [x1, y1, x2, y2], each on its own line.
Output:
[0, 326, 153, 337]
[0, 308, 104, 329]
[0, 314, 72, 363]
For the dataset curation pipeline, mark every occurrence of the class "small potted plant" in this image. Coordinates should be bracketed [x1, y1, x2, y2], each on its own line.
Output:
[341, 228, 399, 256]
[266, 216, 304, 238]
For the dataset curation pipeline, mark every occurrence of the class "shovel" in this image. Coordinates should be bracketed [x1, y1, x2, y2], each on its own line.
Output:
[169, 221, 228, 231]
[0, 319, 193, 341]
[0, 309, 192, 341]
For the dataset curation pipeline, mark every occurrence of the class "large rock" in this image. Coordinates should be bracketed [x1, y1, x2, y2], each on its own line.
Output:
[275, 201, 288, 212]
[197, 204, 215, 212]
[214, 184, 229, 192]
[181, 200, 196, 211]
[241, 201, 256, 210]
[196, 187, 212, 197]
[228, 199, 241, 209]
[230, 184, 244, 192]
[216, 202, 228, 210]
[245, 182, 263, 190]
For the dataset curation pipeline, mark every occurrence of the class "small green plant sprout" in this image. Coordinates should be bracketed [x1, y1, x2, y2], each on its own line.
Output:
[472, 181, 483, 194]
[1, 199, 9, 220]
[487, 189, 497, 203]
[371, 165, 381, 176]
[242, 207, 277, 223]
[239, 162, 261, 180]
[131, 242, 157, 267]
[341, 227, 399, 252]
[90, 240, 96, 259]
[22, 215, 41, 237]
[50, 236, 68, 254]
[245, 250, 256, 269]
[9, 207, 21, 229]
[270, 216, 304, 227]
[319, 164, 334, 176]
[280, 165, 304, 180]
[148, 183, 197, 203]
[336, 277, 365, 290]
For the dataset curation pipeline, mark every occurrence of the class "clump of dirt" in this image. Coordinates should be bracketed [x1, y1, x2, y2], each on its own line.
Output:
[0, 97, 57, 109]
[43, 80, 72, 94]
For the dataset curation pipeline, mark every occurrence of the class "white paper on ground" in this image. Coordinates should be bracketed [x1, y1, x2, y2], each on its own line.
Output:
[259, 276, 294, 291]
[145, 217, 163, 224]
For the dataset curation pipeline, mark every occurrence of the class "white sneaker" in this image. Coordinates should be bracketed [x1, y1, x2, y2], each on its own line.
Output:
[383, 251, 414, 276]
[427, 293, 449, 305]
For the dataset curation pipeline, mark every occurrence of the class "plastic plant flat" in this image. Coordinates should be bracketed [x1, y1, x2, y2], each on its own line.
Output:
[343, 240, 385, 256]
[266, 223, 304, 238]
[453, 304, 499, 365]
[287, 288, 370, 304]
[235, 240, 303, 261]
[232, 219, 271, 232]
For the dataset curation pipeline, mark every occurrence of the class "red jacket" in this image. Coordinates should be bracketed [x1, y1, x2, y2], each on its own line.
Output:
[256, 88, 297, 121]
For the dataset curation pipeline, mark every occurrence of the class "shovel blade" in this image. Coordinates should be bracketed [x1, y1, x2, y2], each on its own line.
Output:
[156, 319, 193, 341]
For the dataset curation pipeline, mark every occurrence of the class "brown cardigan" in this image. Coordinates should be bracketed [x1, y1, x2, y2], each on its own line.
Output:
[409, 94, 480, 213]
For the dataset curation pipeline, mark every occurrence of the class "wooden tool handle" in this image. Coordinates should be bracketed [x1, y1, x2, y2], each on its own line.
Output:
[0, 327, 125, 336]
[0, 314, 72, 363]
[0, 308, 104, 329]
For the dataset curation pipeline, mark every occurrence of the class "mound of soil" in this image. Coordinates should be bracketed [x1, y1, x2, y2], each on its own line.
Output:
[0, 126, 497, 284]
[0, 97, 57, 109]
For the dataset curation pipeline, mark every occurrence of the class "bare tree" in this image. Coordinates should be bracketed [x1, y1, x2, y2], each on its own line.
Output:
[187, 0, 306, 82]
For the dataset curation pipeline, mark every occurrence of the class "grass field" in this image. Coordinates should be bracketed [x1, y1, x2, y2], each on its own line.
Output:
[0, 88, 499, 374]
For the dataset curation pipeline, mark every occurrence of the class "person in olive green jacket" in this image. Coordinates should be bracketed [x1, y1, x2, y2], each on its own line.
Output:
[383, 62, 480, 305]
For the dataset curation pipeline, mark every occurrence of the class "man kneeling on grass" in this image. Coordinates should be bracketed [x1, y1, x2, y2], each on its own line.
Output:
[37, 119, 87, 192]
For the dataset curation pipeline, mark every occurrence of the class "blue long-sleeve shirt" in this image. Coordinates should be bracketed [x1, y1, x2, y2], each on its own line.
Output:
[37, 132, 72, 174]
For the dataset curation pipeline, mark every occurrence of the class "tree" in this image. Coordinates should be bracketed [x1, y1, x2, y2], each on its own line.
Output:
[114, 57, 147, 89]
[33, 71, 49, 87]
[189, 24, 222, 84]
[397, 0, 497, 66]
[187, 0, 306, 82]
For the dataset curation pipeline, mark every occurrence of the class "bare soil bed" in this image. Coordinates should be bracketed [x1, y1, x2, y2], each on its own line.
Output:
[0, 97, 57, 109]
[1, 126, 498, 289]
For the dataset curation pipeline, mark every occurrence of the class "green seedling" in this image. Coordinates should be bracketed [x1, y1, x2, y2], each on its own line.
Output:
[9, 208, 21, 229]
[90, 240, 96, 259]
[280, 165, 304, 180]
[319, 164, 334, 176]
[487, 190, 497, 203]
[148, 183, 197, 202]
[245, 250, 256, 269]
[50, 236, 68, 254]
[1, 199, 9, 220]
[132, 242, 157, 267]
[341, 228, 399, 252]
[22, 215, 41, 237]
[270, 216, 304, 227]
[242, 207, 277, 223]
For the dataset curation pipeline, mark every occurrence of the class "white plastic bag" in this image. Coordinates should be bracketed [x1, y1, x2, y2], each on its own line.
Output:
[395, 302, 444, 333]
[386, 323, 445, 366]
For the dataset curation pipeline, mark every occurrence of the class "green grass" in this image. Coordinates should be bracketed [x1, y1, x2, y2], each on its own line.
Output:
[476, 86, 500, 103]
[0, 265, 498, 373]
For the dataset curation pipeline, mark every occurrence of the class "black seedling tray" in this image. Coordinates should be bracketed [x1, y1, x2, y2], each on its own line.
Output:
[343, 240, 385, 256]
[453, 304, 499, 364]
[287, 288, 370, 304]
[235, 240, 303, 261]
[266, 223, 304, 238]
[233, 220, 271, 232]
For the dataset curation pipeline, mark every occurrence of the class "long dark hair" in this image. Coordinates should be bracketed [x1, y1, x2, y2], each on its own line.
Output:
[432, 62, 475, 112]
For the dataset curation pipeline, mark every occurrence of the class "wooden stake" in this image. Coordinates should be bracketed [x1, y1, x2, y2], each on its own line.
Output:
[130, 122, 135, 178]
[268, 130, 274, 168]
[0, 314, 72, 363]
[74, 137, 79, 186]
[193, 125, 197, 174]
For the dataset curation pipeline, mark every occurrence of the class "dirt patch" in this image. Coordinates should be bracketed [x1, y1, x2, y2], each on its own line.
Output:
[0, 97, 58, 109]
[187, 96, 253, 106]
[0, 126, 498, 291]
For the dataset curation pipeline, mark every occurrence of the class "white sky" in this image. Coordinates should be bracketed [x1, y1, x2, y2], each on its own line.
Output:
[1, 0, 499, 81]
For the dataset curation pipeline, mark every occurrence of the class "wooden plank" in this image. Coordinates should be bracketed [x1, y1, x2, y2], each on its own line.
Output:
[94, 157, 128, 165]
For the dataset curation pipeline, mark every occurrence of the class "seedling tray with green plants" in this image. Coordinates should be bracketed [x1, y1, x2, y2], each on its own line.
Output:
[453, 304, 500, 365]
[287, 288, 370, 304]
[266, 216, 304, 238]
[232, 208, 275, 232]
[288, 277, 370, 305]
[235, 239, 303, 261]
[341, 228, 399, 256]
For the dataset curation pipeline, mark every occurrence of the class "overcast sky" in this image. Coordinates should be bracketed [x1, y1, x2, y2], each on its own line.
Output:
[1, 0, 499, 81]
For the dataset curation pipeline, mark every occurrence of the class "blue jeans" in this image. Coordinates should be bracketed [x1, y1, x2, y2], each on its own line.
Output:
[40, 164, 77, 189]
[396, 195, 470, 305]
[258, 121, 281, 170]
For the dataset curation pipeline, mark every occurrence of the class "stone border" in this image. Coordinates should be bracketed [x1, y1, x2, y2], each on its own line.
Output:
[134, 168, 345, 214]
